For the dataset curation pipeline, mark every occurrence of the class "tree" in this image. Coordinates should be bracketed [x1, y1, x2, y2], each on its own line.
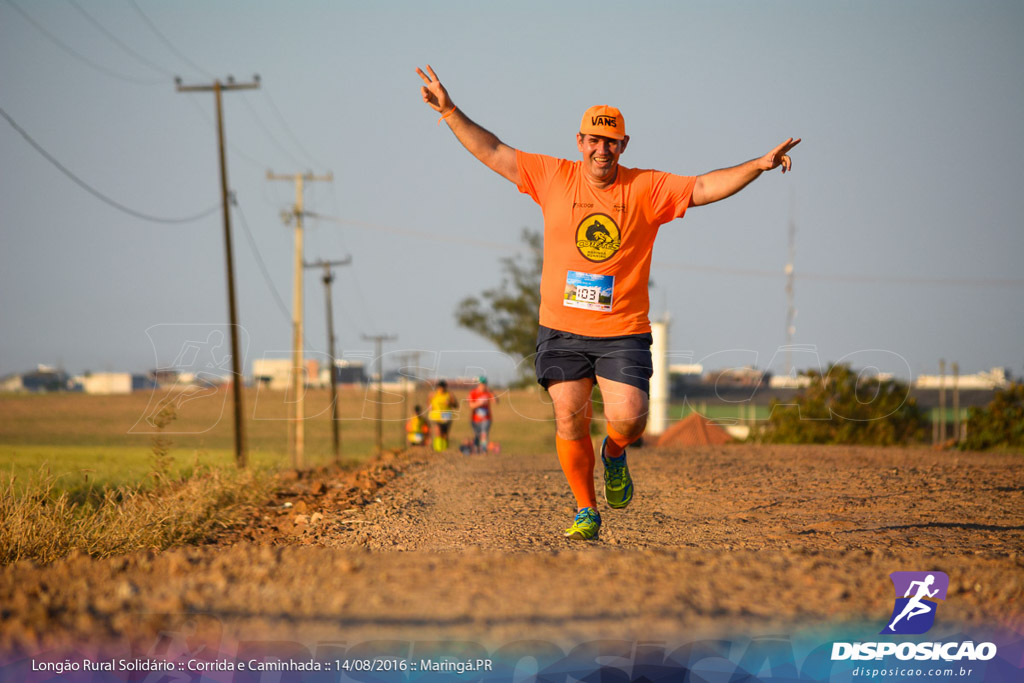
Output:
[761, 364, 926, 445]
[455, 228, 542, 377]
[960, 383, 1024, 451]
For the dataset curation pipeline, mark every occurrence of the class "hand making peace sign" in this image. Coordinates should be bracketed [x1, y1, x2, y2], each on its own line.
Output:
[416, 64, 454, 116]
[761, 137, 802, 174]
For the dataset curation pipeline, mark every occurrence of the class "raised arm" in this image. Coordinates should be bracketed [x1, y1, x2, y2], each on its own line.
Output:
[416, 65, 521, 185]
[690, 138, 801, 207]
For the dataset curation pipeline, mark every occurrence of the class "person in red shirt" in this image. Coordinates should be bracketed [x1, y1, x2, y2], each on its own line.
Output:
[467, 376, 497, 453]
[417, 65, 799, 541]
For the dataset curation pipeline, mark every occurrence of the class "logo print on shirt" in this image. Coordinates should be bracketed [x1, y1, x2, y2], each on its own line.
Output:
[575, 213, 621, 263]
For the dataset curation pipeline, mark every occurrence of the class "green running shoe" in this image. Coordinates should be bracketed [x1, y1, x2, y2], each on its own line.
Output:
[563, 507, 601, 540]
[601, 437, 634, 509]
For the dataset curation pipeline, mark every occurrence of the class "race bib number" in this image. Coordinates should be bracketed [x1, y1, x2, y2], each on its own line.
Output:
[563, 271, 613, 312]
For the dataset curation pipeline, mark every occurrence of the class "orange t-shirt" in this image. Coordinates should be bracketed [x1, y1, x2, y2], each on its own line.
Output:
[516, 150, 696, 337]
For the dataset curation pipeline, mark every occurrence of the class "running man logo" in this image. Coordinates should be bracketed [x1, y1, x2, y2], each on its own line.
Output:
[575, 213, 621, 262]
[880, 571, 949, 635]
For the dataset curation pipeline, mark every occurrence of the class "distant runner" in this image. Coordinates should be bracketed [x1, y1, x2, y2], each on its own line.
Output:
[428, 380, 458, 452]
[467, 377, 497, 453]
[417, 64, 799, 540]
[406, 404, 430, 448]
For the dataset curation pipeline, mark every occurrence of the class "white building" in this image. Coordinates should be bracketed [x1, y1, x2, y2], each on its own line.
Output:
[768, 374, 813, 389]
[669, 363, 704, 377]
[914, 367, 1010, 390]
[79, 372, 132, 395]
[254, 358, 328, 391]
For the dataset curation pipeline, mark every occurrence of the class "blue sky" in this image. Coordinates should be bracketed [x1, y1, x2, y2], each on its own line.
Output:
[2, 1, 1022, 385]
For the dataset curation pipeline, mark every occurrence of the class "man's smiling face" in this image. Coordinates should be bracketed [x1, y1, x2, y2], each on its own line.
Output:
[577, 133, 629, 188]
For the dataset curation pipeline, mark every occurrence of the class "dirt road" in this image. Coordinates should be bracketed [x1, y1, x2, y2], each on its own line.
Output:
[2, 444, 1022, 672]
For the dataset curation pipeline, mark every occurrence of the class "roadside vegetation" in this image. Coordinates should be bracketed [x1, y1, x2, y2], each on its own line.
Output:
[759, 364, 927, 445]
[1, 399, 272, 565]
[0, 464, 272, 565]
[959, 383, 1024, 452]
[0, 384, 556, 564]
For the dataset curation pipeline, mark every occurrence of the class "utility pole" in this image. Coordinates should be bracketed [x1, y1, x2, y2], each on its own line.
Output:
[305, 257, 352, 464]
[938, 358, 947, 445]
[363, 334, 397, 455]
[952, 361, 960, 443]
[176, 75, 259, 468]
[267, 171, 332, 470]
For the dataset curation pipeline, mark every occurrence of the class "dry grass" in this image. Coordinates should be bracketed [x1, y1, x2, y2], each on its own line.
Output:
[0, 465, 272, 565]
[0, 385, 559, 565]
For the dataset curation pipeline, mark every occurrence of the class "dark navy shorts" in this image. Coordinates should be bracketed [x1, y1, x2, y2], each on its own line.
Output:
[534, 325, 654, 394]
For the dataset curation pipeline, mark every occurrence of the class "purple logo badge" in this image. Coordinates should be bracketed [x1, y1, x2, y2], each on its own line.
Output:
[881, 571, 949, 635]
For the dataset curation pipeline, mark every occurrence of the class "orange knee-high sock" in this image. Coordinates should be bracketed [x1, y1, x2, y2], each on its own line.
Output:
[555, 434, 597, 510]
[604, 423, 636, 459]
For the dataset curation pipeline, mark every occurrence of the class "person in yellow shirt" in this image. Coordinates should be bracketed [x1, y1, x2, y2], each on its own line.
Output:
[428, 380, 458, 452]
[406, 404, 429, 448]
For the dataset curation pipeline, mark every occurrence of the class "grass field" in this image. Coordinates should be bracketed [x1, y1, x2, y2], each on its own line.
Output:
[0, 384, 559, 495]
[0, 384, 777, 497]
[0, 384, 557, 563]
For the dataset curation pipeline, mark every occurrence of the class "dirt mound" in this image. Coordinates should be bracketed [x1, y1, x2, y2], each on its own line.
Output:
[654, 412, 734, 446]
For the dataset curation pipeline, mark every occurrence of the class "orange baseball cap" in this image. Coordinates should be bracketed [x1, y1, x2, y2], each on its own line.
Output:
[579, 105, 626, 140]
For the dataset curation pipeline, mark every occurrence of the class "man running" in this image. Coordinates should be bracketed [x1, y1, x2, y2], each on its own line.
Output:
[467, 376, 497, 453]
[417, 64, 799, 540]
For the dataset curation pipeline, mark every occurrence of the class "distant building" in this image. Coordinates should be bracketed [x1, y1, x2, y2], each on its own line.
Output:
[1, 365, 72, 392]
[149, 369, 181, 387]
[132, 374, 158, 391]
[669, 363, 704, 381]
[768, 374, 813, 389]
[254, 358, 329, 391]
[669, 363, 705, 396]
[79, 372, 132, 395]
[0, 373, 24, 392]
[914, 367, 1010, 390]
[706, 366, 766, 388]
[316, 360, 367, 387]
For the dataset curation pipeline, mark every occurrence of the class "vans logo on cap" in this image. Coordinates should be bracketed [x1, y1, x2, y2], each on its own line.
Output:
[591, 115, 617, 128]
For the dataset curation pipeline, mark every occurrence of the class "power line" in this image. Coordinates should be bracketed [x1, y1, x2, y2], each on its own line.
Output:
[239, 93, 307, 169]
[233, 198, 291, 323]
[305, 212, 522, 252]
[60, 1, 288, 174]
[320, 201, 374, 340]
[5, 0, 165, 85]
[262, 89, 329, 170]
[67, 0, 173, 77]
[127, 0, 214, 79]
[182, 94, 272, 171]
[1, 105, 220, 224]
[175, 76, 261, 470]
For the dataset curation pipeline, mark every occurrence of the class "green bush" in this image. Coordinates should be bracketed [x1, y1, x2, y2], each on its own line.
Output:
[960, 383, 1024, 451]
[761, 364, 926, 445]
